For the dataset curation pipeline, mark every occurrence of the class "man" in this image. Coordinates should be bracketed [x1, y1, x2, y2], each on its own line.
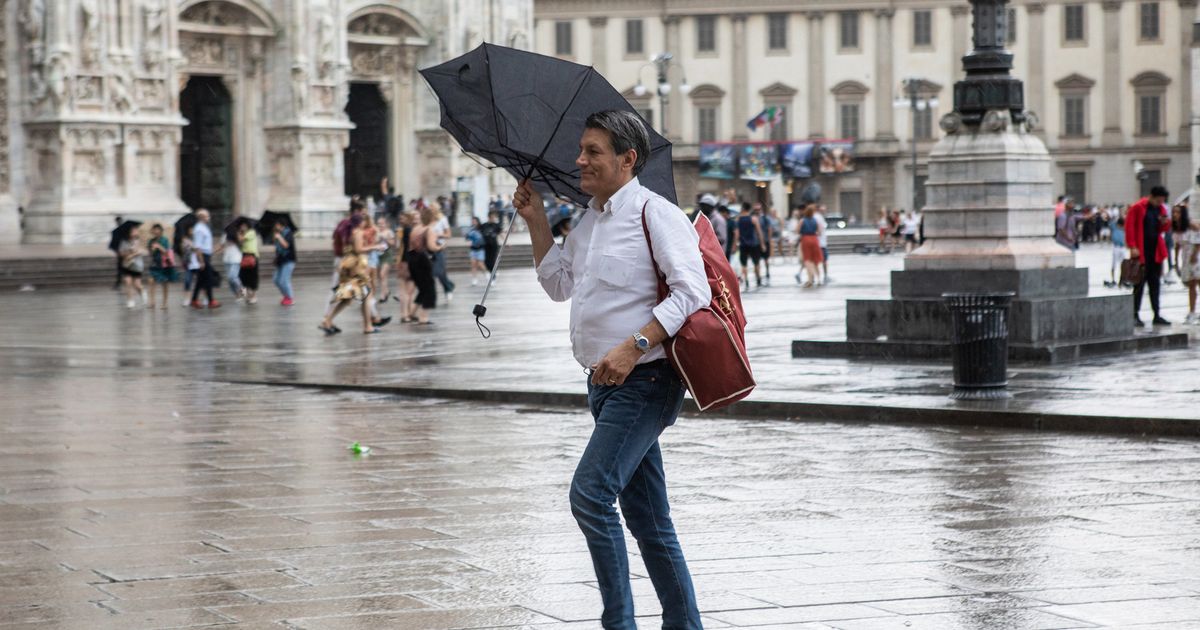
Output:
[700, 194, 727, 257]
[431, 205, 455, 302]
[189, 209, 220, 309]
[1055, 197, 1078, 249]
[733, 202, 766, 289]
[513, 110, 708, 629]
[1126, 185, 1172, 326]
[480, 210, 503, 274]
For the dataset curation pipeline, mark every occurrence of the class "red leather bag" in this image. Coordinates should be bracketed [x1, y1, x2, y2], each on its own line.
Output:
[642, 207, 755, 411]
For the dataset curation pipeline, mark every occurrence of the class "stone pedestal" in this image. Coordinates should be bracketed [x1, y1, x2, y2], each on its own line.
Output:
[796, 110, 1187, 362]
[263, 124, 352, 238]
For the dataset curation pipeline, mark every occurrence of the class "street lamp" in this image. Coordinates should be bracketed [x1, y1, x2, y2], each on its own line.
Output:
[893, 78, 939, 213]
[633, 53, 690, 136]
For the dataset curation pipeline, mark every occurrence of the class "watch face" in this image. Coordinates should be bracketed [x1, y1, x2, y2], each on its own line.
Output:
[636, 336, 650, 349]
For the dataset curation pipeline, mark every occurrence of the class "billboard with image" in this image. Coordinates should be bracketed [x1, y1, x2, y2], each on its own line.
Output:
[817, 141, 855, 174]
[699, 144, 737, 179]
[780, 142, 816, 179]
[738, 144, 779, 181]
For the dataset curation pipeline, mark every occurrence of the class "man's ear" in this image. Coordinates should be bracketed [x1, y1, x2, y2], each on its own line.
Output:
[623, 149, 638, 173]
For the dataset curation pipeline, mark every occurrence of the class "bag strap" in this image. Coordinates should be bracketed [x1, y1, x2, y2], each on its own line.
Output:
[639, 201, 669, 303]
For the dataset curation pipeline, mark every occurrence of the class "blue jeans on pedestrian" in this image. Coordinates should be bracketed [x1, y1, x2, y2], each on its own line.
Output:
[573, 360, 701, 630]
[273, 260, 295, 299]
[225, 262, 243, 296]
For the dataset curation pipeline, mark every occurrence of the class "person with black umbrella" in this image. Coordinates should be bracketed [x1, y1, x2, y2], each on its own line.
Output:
[514, 110, 708, 628]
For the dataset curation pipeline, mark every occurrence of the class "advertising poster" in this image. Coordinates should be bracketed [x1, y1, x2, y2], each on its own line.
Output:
[738, 144, 779, 181]
[699, 144, 737, 179]
[818, 141, 856, 174]
[780, 142, 816, 179]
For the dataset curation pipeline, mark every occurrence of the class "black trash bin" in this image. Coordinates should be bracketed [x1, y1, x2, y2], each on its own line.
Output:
[943, 292, 1014, 400]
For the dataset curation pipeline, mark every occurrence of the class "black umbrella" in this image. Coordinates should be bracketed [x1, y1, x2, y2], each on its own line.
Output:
[419, 43, 677, 208]
[257, 211, 296, 238]
[173, 213, 198, 253]
[110, 220, 142, 246]
[224, 216, 255, 240]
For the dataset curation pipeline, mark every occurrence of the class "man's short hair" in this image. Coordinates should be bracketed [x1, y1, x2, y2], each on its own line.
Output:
[585, 110, 650, 175]
[1150, 185, 1170, 198]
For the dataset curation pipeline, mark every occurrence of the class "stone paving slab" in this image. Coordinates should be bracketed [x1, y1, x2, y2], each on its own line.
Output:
[3, 372, 1200, 628]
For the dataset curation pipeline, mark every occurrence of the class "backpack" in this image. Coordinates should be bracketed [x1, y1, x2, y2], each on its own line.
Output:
[642, 205, 755, 412]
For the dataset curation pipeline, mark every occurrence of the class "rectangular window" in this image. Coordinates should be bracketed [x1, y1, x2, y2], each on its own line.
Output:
[1063, 95, 1086, 136]
[555, 21, 573, 55]
[625, 19, 644, 55]
[1007, 8, 1017, 43]
[913, 10, 932, 47]
[697, 15, 716, 52]
[1140, 2, 1160, 40]
[1064, 4, 1085, 42]
[768, 105, 789, 141]
[840, 11, 860, 49]
[767, 13, 788, 50]
[839, 103, 860, 139]
[838, 191, 864, 222]
[697, 107, 717, 142]
[1138, 94, 1162, 134]
[1139, 169, 1163, 197]
[1064, 171, 1087, 203]
[914, 105, 934, 140]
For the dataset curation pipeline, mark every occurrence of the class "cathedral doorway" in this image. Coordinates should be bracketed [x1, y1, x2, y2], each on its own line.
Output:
[179, 76, 234, 227]
[343, 82, 391, 201]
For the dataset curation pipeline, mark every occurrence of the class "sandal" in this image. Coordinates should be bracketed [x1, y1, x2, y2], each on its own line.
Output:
[363, 327, 382, 334]
[318, 324, 338, 336]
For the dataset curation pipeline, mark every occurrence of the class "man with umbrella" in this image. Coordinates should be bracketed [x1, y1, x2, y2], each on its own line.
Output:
[514, 110, 709, 628]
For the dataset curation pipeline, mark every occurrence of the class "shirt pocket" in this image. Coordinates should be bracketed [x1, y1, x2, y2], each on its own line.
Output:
[596, 253, 636, 287]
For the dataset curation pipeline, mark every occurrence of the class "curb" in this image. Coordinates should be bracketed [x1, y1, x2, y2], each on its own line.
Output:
[226, 379, 1200, 438]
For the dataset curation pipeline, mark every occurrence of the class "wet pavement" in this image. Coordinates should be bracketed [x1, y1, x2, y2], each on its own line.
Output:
[2, 243, 1200, 628]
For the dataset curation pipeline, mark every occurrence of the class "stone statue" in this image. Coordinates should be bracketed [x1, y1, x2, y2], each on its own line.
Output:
[291, 65, 307, 116]
[80, 0, 101, 67]
[142, 3, 164, 69]
[109, 72, 136, 114]
[316, 11, 335, 79]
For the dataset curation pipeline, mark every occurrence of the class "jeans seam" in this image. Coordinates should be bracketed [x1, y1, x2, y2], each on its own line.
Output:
[594, 385, 649, 621]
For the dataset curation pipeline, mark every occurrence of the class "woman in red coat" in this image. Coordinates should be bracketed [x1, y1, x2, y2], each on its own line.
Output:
[1125, 186, 1172, 326]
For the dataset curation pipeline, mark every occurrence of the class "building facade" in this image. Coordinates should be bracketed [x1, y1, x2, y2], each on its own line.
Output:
[534, 0, 1198, 221]
[0, 0, 532, 244]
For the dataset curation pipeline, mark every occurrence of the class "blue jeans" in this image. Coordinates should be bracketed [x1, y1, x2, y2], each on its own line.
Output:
[274, 260, 295, 298]
[573, 360, 700, 630]
[225, 262, 243, 296]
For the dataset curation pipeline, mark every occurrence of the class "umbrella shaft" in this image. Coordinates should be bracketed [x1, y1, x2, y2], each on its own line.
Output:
[478, 214, 520, 307]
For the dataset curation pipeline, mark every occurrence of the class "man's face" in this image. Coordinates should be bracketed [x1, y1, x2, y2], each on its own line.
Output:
[577, 128, 633, 197]
[1152, 195, 1167, 207]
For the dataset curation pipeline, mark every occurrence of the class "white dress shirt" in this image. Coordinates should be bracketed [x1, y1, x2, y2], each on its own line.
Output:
[193, 222, 213, 255]
[537, 177, 712, 369]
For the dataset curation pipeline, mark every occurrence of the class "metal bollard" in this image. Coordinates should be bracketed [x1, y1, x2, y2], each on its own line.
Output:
[943, 292, 1014, 400]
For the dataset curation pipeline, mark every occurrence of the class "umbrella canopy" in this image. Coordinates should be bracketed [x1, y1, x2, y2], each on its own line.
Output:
[224, 216, 255, 241]
[419, 43, 676, 208]
[173, 213, 198, 252]
[256, 211, 295, 238]
[110, 220, 142, 247]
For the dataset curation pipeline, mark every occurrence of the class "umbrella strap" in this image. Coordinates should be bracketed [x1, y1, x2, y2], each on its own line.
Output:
[475, 317, 492, 339]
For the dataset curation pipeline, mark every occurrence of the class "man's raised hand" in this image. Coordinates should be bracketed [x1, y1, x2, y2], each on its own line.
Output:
[513, 179, 545, 222]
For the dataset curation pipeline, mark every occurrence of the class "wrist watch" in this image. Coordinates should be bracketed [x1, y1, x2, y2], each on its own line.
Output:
[632, 332, 651, 353]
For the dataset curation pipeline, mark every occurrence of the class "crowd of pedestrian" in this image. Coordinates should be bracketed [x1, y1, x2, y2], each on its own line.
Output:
[692, 190, 838, 292]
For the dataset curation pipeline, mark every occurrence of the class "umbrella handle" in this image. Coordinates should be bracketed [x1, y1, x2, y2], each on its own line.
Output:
[472, 212, 520, 338]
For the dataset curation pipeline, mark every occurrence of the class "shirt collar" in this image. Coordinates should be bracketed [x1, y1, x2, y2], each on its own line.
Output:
[588, 176, 641, 217]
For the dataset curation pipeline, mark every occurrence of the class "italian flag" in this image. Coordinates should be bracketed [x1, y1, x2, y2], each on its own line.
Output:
[746, 106, 784, 132]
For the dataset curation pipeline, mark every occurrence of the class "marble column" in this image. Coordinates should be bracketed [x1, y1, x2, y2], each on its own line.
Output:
[951, 6, 969, 69]
[395, 49, 419, 202]
[1025, 4, 1045, 132]
[807, 11, 825, 137]
[731, 14, 749, 140]
[665, 15, 683, 142]
[874, 8, 895, 140]
[0, 0, 15, 244]
[1191, 27, 1200, 198]
[1180, 0, 1196, 140]
[1101, 0, 1123, 143]
[589, 17, 607, 75]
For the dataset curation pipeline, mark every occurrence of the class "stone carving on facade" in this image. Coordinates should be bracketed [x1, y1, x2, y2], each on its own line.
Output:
[312, 86, 336, 114]
[316, 9, 336, 79]
[141, 3, 165, 72]
[134, 79, 166, 111]
[79, 0, 102, 69]
[349, 45, 399, 76]
[181, 1, 253, 27]
[109, 73, 137, 114]
[183, 36, 224, 67]
[74, 76, 103, 104]
[349, 13, 405, 36]
[291, 65, 308, 116]
[71, 151, 105, 187]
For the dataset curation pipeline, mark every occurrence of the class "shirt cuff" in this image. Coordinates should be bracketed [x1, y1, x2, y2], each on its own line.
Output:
[652, 301, 687, 338]
[536, 244, 564, 281]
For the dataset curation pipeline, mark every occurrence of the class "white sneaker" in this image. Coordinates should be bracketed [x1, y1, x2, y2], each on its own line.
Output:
[446, 292, 454, 303]
[471, 278, 479, 287]
[181, 298, 191, 307]
[126, 299, 136, 309]
[1186, 313, 1199, 325]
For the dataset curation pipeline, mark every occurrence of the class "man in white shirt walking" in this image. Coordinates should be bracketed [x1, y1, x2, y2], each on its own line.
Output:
[189, 209, 221, 309]
[514, 110, 709, 629]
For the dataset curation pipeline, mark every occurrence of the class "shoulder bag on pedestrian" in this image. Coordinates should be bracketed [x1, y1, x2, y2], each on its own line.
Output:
[642, 204, 756, 412]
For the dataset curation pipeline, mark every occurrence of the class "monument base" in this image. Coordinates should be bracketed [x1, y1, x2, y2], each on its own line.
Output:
[793, 332, 1189, 364]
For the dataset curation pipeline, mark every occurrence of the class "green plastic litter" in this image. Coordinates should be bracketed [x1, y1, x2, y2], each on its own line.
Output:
[348, 442, 370, 456]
